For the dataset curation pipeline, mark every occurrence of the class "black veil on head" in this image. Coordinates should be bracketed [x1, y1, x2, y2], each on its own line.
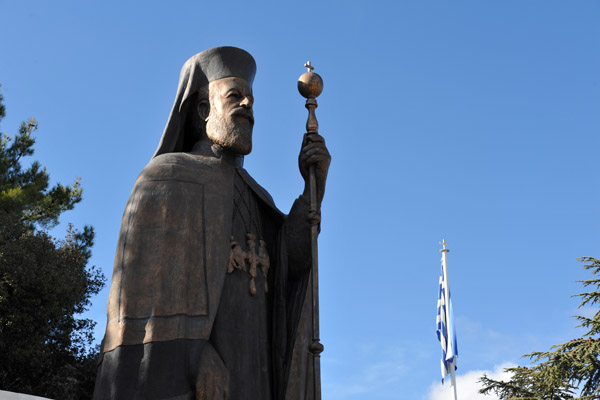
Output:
[152, 46, 257, 158]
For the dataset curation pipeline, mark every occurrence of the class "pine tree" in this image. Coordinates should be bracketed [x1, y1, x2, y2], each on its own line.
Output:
[479, 257, 600, 400]
[0, 88, 105, 399]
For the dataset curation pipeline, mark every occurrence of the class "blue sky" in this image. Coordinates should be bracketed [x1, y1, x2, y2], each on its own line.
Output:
[1, 1, 599, 398]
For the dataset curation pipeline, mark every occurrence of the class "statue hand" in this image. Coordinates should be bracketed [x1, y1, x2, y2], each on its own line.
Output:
[298, 133, 331, 206]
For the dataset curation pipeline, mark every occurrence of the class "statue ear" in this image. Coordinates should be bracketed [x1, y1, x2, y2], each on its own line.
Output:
[198, 98, 210, 121]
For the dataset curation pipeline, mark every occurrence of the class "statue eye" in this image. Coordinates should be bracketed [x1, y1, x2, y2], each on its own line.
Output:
[227, 91, 241, 100]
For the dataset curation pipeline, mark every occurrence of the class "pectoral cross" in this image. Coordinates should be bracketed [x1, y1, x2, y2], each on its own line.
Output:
[257, 240, 270, 293]
[227, 235, 270, 296]
[246, 233, 258, 296]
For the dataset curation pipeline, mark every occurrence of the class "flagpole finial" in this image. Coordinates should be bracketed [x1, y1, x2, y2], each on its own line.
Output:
[439, 239, 450, 253]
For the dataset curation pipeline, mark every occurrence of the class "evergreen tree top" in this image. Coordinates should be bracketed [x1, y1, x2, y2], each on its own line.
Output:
[480, 257, 600, 400]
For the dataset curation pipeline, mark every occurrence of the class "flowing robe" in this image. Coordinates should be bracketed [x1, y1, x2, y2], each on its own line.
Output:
[94, 152, 314, 399]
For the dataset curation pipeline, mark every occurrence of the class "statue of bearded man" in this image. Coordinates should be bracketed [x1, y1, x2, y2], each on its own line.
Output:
[93, 47, 331, 400]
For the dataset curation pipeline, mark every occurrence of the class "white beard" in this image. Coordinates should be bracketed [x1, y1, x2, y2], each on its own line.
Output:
[205, 111, 252, 155]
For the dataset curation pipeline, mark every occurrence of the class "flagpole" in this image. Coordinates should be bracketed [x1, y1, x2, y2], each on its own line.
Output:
[440, 239, 458, 400]
[450, 359, 458, 400]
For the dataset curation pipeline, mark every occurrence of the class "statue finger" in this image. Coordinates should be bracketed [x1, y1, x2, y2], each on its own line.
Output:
[303, 147, 330, 159]
[303, 133, 325, 145]
[306, 155, 331, 167]
[302, 133, 313, 146]
[299, 149, 312, 161]
[302, 142, 329, 154]
[307, 134, 325, 143]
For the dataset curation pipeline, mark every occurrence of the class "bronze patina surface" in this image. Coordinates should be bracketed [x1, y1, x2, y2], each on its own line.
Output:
[298, 61, 325, 400]
[94, 47, 330, 400]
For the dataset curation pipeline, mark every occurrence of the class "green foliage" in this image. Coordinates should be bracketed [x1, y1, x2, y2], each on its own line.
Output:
[479, 257, 600, 400]
[0, 114, 82, 230]
[0, 89, 104, 399]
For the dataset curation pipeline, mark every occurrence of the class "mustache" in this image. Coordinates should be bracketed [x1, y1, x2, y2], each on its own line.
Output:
[230, 108, 254, 125]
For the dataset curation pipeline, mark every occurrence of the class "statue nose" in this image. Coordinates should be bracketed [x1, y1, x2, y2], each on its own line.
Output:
[240, 96, 253, 109]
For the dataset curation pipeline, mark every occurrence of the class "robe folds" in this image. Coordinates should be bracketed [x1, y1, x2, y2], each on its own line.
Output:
[96, 152, 314, 399]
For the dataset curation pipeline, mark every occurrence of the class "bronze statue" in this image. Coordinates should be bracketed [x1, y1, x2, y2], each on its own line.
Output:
[93, 47, 330, 400]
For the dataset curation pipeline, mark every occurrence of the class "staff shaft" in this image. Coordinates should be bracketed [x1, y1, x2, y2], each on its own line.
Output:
[309, 162, 322, 399]
[298, 64, 324, 399]
[305, 99, 323, 399]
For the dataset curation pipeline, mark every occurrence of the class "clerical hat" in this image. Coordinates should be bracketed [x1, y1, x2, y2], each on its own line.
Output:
[185, 46, 256, 87]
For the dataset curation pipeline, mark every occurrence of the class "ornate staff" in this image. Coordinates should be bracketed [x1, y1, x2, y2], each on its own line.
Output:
[298, 61, 324, 400]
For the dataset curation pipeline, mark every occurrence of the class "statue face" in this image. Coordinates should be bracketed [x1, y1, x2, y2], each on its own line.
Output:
[205, 77, 254, 155]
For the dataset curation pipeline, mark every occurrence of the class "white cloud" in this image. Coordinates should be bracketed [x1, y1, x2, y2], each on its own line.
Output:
[323, 347, 409, 398]
[426, 363, 515, 400]
[323, 343, 433, 399]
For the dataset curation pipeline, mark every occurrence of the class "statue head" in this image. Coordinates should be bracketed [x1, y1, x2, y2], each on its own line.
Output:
[199, 76, 254, 155]
[153, 47, 256, 158]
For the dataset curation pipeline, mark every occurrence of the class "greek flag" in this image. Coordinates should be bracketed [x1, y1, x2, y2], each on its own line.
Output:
[436, 250, 458, 383]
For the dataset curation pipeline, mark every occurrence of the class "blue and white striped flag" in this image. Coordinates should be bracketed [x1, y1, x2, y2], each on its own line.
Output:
[436, 246, 458, 384]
